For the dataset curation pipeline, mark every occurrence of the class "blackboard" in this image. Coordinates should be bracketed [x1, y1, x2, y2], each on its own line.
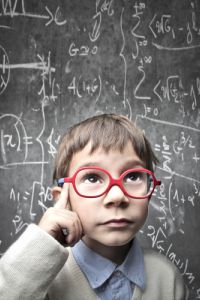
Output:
[0, 0, 200, 299]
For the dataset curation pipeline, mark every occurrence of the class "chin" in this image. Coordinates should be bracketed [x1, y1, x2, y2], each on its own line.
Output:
[102, 234, 135, 247]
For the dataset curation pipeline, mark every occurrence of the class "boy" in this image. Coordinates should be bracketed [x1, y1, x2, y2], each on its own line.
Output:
[0, 114, 186, 300]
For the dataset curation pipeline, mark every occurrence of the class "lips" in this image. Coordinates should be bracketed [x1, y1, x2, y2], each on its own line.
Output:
[104, 218, 131, 224]
[102, 218, 132, 228]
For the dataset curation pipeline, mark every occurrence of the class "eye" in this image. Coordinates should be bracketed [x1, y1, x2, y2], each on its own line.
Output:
[82, 173, 103, 184]
[124, 171, 143, 183]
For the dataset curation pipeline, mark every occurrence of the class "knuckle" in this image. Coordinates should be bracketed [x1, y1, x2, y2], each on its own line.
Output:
[46, 207, 55, 214]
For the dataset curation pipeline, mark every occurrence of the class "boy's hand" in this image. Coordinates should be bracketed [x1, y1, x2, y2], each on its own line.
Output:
[38, 184, 83, 246]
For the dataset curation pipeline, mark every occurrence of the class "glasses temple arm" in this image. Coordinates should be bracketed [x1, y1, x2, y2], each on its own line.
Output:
[57, 178, 65, 187]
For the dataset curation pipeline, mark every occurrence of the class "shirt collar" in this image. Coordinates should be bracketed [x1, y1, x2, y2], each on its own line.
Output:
[72, 238, 146, 290]
[118, 238, 146, 290]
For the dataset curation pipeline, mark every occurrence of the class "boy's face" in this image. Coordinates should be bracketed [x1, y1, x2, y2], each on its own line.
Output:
[68, 141, 149, 252]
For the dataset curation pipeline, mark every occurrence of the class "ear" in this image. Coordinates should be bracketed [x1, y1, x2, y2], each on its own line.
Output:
[51, 186, 62, 204]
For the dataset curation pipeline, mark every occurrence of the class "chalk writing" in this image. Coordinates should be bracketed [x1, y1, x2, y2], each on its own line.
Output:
[149, 3, 200, 51]
[69, 42, 98, 56]
[67, 75, 101, 102]
[0, 1, 66, 27]
[89, 0, 114, 42]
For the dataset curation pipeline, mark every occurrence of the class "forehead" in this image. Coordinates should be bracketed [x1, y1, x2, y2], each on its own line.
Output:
[69, 141, 145, 174]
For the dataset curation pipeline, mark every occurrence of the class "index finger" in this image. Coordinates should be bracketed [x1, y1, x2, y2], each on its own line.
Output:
[54, 183, 70, 209]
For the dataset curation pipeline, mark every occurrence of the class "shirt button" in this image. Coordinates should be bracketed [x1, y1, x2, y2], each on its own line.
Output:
[115, 270, 121, 277]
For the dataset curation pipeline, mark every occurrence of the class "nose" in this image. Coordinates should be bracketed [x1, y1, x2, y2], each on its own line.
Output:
[103, 185, 129, 207]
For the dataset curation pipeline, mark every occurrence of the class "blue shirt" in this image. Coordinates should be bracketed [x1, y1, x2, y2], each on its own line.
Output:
[72, 238, 146, 300]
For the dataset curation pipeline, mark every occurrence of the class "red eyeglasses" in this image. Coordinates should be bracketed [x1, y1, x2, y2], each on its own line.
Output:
[57, 166, 161, 199]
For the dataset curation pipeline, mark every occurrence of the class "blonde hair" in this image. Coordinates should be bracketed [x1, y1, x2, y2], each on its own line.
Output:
[53, 113, 158, 181]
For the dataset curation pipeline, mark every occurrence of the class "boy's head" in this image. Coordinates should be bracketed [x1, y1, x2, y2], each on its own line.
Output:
[53, 113, 158, 182]
[52, 113, 160, 252]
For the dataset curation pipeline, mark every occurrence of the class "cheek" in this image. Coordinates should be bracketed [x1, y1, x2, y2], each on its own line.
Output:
[141, 203, 149, 225]
[133, 201, 149, 224]
[68, 188, 94, 221]
[68, 187, 82, 211]
[141, 205, 148, 224]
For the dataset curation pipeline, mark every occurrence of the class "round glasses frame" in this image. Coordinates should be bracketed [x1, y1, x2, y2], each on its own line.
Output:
[57, 166, 161, 199]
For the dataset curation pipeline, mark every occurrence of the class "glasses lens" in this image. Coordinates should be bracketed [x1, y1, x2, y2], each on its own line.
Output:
[75, 168, 109, 197]
[122, 170, 154, 197]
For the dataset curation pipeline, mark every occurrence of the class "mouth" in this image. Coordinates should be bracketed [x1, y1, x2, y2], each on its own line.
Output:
[103, 218, 132, 228]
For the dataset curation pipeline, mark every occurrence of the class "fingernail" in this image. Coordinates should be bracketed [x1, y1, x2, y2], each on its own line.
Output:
[62, 228, 69, 236]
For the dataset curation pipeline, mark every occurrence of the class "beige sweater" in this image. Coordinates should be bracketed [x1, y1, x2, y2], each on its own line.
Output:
[0, 224, 187, 300]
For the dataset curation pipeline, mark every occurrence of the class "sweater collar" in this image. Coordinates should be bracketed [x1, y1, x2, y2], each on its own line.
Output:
[72, 238, 146, 290]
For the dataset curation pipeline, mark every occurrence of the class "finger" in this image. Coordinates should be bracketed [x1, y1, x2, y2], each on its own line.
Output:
[54, 183, 69, 209]
[64, 218, 83, 246]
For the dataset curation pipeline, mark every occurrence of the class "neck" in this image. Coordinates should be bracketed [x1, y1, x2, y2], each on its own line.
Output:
[82, 237, 133, 265]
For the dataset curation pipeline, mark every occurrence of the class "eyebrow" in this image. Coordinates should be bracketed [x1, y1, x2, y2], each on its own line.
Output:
[77, 159, 145, 170]
[120, 160, 145, 169]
